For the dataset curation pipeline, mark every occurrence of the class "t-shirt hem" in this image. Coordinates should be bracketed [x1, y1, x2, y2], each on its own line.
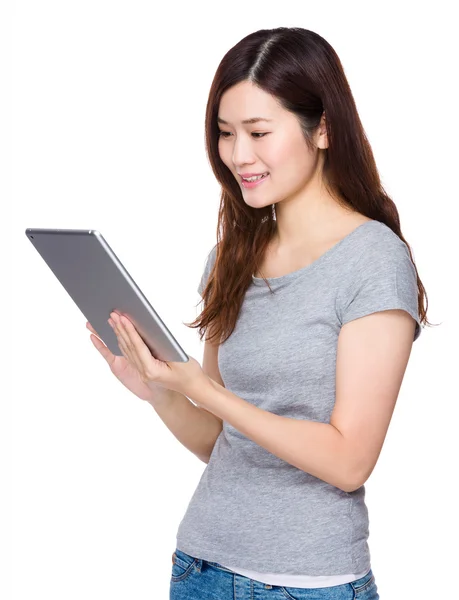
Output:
[175, 538, 371, 576]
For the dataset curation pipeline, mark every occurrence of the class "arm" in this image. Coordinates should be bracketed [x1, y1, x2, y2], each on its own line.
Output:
[189, 309, 416, 493]
[196, 379, 353, 491]
[148, 390, 222, 464]
[149, 334, 226, 464]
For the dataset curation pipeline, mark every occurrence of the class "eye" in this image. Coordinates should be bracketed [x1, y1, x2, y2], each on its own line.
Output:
[217, 131, 269, 139]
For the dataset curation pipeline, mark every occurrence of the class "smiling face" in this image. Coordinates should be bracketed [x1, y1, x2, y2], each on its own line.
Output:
[217, 80, 328, 210]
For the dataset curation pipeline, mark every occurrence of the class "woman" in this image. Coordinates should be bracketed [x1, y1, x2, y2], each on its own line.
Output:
[88, 27, 431, 599]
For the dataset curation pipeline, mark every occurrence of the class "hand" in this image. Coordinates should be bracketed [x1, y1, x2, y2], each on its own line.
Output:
[105, 311, 210, 399]
[87, 317, 165, 403]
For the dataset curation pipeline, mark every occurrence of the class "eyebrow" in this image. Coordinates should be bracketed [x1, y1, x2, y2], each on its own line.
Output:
[217, 117, 273, 125]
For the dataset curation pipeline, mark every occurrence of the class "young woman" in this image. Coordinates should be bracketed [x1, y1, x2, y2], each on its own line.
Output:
[88, 27, 431, 599]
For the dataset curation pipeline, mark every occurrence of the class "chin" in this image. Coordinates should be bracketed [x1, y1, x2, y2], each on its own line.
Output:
[243, 197, 274, 209]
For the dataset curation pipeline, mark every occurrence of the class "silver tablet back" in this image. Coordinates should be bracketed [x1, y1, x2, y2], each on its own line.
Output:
[25, 228, 189, 362]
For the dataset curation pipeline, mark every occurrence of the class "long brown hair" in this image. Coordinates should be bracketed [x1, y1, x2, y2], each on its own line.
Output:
[185, 27, 434, 345]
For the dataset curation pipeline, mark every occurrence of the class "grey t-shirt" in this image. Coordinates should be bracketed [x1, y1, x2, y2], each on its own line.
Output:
[176, 219, 421, 575]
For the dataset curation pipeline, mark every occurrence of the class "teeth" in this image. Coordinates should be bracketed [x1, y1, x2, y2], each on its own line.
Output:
[243, 172, 268, 182]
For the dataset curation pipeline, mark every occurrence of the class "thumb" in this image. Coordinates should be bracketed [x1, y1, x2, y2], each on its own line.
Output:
[89, 330, 116, 367]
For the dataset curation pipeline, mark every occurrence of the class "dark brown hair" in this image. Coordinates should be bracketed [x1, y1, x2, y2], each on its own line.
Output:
[185, 27, 434, 345]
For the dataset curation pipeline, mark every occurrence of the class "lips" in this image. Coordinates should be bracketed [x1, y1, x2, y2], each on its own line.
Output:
[240, 172, 269, 181]
[240, 172, 270, 188]
[239, 172, 268, 178]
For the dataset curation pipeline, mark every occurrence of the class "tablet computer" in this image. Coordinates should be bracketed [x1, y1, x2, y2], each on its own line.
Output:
[25, 228, 189, 362]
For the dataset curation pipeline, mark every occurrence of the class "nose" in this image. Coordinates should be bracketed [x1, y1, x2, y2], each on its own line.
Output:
[232, 134, 256, 170]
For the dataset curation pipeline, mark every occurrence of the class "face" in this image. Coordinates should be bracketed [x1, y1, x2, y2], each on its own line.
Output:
[217, 80, 327, 210]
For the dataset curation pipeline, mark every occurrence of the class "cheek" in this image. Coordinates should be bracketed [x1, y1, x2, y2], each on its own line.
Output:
[264, 136, 299, 170]
[275, 139, 315, 177]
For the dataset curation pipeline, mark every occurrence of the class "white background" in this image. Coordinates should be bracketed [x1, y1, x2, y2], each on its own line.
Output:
[5, 1, 458, 598]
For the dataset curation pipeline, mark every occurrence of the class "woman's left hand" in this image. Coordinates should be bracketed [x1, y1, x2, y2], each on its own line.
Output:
[108, 311, 211, 398]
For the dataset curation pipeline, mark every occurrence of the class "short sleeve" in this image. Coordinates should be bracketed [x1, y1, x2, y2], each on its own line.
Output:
[197, 244, 218, 298]
[339, 240, 422, 341]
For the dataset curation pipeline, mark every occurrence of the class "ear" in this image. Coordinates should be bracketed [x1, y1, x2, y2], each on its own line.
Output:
[317, 112, 328, 150]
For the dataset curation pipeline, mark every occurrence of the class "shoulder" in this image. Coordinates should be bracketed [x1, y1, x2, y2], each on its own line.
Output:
[337, 220, 421, 341]
[346, 220, 414, 273]
[204, 243, 219, 271]
[197, 243, 219, 297]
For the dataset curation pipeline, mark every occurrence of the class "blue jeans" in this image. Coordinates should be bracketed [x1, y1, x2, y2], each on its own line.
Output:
[170, 548, 380, 599]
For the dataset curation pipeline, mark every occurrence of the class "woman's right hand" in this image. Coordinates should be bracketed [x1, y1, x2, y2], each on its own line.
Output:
[86, 319, 167, 404]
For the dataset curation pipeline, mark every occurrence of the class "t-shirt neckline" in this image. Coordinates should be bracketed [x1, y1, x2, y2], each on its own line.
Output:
[252, 219, 378, 284]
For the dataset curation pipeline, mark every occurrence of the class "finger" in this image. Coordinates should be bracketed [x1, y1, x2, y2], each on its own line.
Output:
[89, 334, 116, 368]
[86, 321, 100, 337]
[117, 314, 156, 371]
[115, 334, 131, 362]
[110, 315, 144, 373]
[110, 314, 132, 352]
[108, 324, 135, 365]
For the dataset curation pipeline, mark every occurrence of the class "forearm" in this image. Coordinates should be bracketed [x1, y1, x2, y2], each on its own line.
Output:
[189, 379, 355, 492]
[148, 389, 222, 464]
